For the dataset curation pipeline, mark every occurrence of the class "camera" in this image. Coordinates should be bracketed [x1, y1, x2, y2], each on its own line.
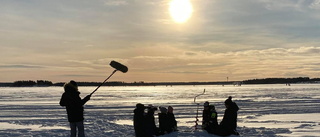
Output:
[146, 106, 158, 111]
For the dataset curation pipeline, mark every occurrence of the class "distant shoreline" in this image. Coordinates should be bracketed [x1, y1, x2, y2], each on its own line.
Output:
[0, 81, 240, 87]
[0, 77, 319, 87]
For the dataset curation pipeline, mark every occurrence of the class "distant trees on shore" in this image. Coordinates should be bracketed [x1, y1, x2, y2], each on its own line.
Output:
[11, 80, 53, 87]
[0, 77, 320, 87]
[242, 77, 317, 84]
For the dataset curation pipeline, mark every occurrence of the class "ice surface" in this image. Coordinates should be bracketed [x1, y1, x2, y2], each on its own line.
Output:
[242, 113, 320, 137]
[0, 84, 319, 136]
[0, 122, 68, 131]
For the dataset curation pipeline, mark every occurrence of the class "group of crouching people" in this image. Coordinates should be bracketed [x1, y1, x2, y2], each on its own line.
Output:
[202, 96, 239, 136]
[134, 104, 178, 137]
[134, 96, 239, 137]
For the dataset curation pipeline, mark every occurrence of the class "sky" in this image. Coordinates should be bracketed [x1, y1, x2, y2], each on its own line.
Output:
[1, 0, 320, 83]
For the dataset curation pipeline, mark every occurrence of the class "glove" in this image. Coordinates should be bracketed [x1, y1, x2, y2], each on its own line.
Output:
[84, 95, 91, 100]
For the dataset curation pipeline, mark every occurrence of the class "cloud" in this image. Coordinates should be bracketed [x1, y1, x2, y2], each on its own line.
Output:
[187, 63, 214, 66]
[130, 46, 320, 80]
[0, 64, 45, 69]
[104, 0, 128, 6]
[289, 46, 320, 54]
[186, 0, 320, 49]
[1, 0, 320, 82]
[133, 56, 172, 60]
[309, 0, 320, 9]
[233, 46, 320, 56]
[59, 74, 99, 77]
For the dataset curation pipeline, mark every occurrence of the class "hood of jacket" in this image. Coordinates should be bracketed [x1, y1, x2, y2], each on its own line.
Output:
[63, 82, 79, 94]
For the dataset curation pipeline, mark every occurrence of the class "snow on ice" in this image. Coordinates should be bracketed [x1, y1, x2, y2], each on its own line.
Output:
[0, 84, 319, 136]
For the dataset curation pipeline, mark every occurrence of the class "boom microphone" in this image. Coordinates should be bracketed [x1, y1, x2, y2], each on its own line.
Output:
[110, 60, 128, 73]
[89, 60, 128, 96]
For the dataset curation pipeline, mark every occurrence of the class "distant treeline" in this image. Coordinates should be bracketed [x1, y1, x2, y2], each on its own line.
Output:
[0, 80, 235, 87]
[1, 77, 320, 87]
[50, 81, 234, 87]
[9, 80, 53, 87]
[242, 77, 320, 84]
[53, 81, 126, 87]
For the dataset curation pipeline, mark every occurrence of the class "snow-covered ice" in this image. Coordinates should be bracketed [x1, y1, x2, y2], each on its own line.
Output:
[0, 84, 319, 136]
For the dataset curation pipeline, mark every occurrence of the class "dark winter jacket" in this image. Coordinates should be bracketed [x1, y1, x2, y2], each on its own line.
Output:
[204, 106, 219, 134]
[59, 82, 90, 123]
[167, 112, 177, 132]
[145, 109, 158, 137]
[158, 113, 170, 134]
[158, 111, 177, 134]
[134, 107, 146, 137]
[202, 108, 211, 127]
[209, 111, 218, 128]
[220, 102, 239, 131]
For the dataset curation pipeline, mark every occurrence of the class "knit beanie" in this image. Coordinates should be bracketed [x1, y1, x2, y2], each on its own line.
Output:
[168, 106, 173, 113]
[136, 103, 145, 109]
[204, 101, 209, 107]
[159, 106, 167, 113]
[224, 96, 233, 105]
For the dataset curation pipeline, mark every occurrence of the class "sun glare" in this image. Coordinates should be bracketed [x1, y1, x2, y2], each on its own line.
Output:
[169, 0, 193, 23]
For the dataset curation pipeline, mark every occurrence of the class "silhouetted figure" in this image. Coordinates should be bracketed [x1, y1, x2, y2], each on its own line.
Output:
[204, 105, 219, 134]
[202, 101, 219, 135]
[145, 105, 159, 137]
[202, 101, 210, 129]
[220, 96, 239, 135]
[134, 103, 147, 137]
[158, 106, 177, 135]
[60, 80, 91, 137]
[167, 106, 177, 132]
[158, 107, 169, 135]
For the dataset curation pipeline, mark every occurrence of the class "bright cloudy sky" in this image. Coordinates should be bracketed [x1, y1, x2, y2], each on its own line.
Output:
[1, 0, 320, 83]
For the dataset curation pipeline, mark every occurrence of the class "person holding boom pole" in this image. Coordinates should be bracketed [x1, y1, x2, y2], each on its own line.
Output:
[59, 80, 91, 137]
[59, 61, 128, 137]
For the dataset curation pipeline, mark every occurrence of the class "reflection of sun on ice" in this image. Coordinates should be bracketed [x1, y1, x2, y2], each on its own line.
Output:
[169, 0, 193, 23]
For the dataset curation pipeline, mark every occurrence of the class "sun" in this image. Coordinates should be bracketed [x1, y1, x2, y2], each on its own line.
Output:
[169, 0, 193, 23]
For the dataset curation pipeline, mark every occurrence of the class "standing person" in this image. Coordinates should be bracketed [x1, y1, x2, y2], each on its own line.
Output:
[220, 96, 239, 135]
[60, 80, 91, 137]
[167, 106, 177, 132]
[134, 103, 146, 137]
